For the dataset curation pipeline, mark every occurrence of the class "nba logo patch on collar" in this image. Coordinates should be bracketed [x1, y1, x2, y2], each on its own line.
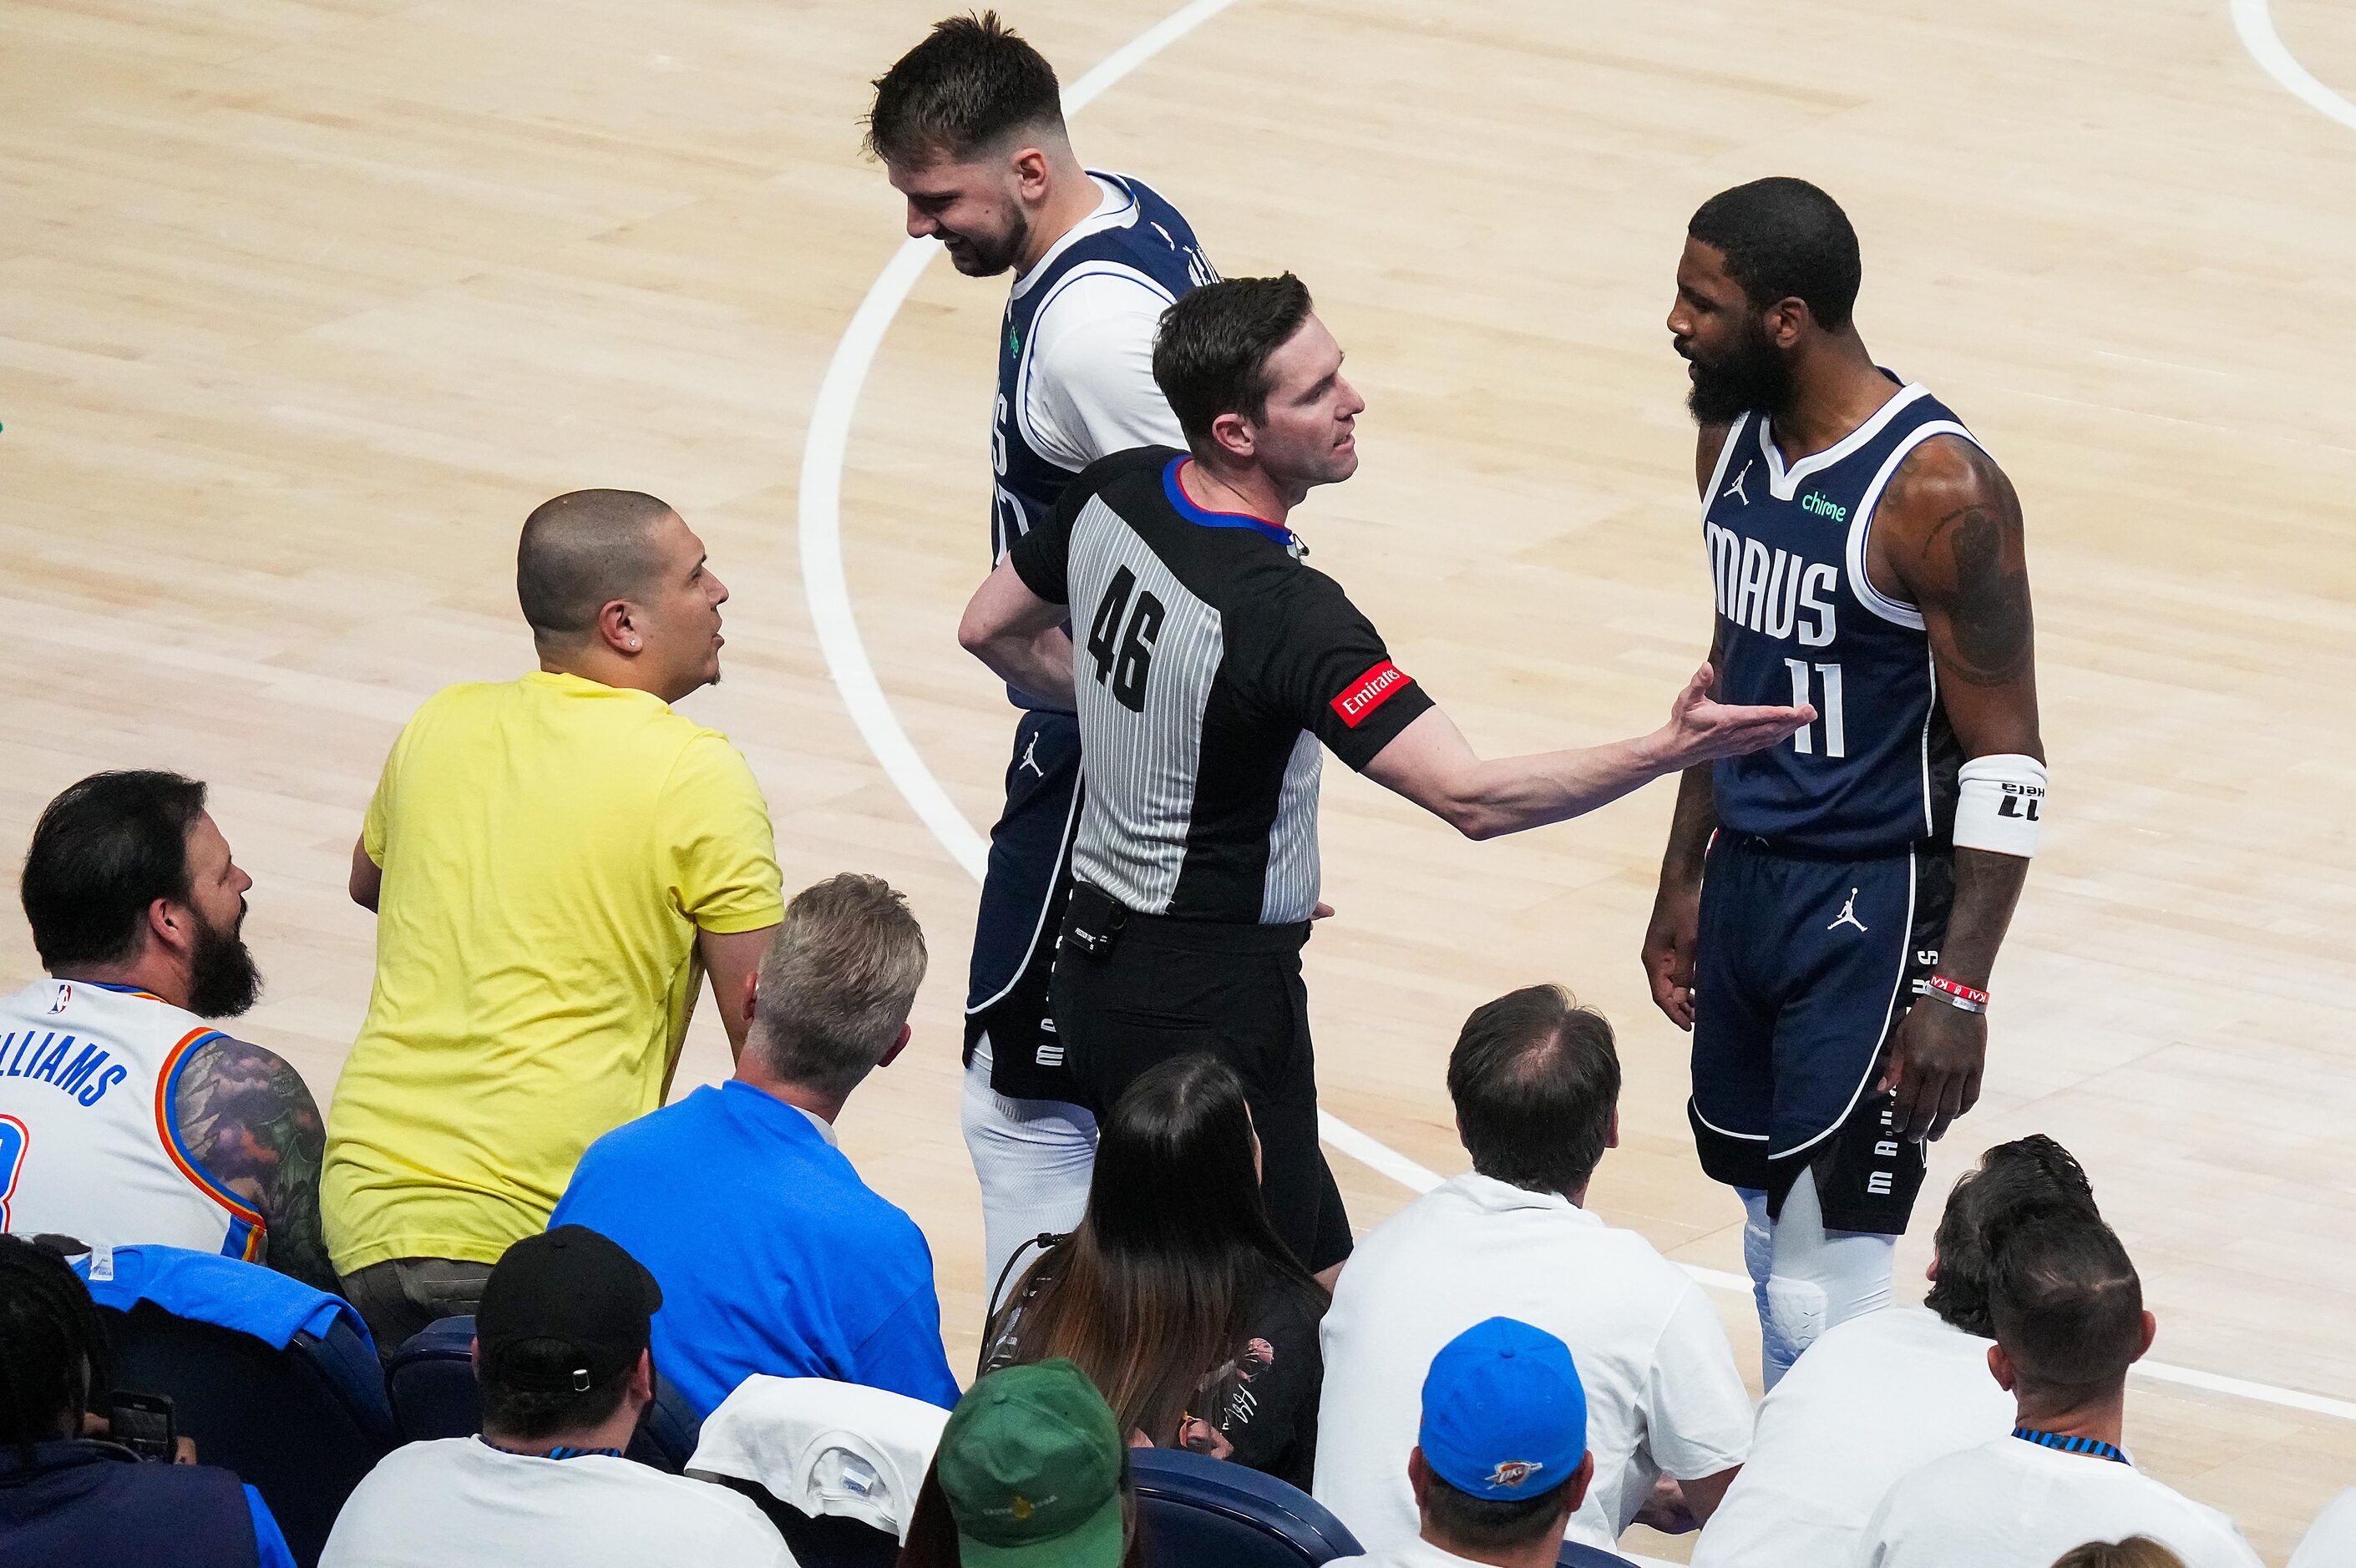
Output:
[1485, 1459, 1543, 1489]
[48, 983, 69, 1014]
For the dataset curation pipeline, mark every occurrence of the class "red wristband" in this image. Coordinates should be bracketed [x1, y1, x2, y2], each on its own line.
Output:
[1927, 975, 1989, 1011]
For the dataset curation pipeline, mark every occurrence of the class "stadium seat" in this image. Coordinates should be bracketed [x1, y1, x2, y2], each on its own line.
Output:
[383, 1314, 702, 1472]
[1129, 1447, 1361, 1567]
[97, 1296, 396, 1568]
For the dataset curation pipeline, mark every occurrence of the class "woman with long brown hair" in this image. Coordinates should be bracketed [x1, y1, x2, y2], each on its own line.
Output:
[981, 1053, 1328, 1490]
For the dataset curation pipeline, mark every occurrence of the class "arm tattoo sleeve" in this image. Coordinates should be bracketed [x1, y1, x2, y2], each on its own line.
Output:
[1936, 503, 2034, 687]
[175, 1039, 337, 1292]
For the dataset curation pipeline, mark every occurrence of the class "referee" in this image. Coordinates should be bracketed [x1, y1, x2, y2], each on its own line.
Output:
[959, 274, 1808, 1279]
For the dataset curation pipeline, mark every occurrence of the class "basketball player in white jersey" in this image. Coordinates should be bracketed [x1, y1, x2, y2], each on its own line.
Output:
[0, 771, 332, 1290]
[867, 13, 1216, 1290]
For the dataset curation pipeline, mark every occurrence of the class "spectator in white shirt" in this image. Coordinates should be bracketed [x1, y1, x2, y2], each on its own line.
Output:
[1315, 985, 1751, 1557]
[2291, 1490, 2356, 1568]
[1340, 1317, 1596, 1568]
[321, 1227, 791, 1568]
[1857, 1211, 2261, 1568]
[1696, 1134, 2100, 1567]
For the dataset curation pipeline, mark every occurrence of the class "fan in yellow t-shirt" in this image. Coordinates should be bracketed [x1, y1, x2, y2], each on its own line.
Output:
[323, 488, 783, 1351]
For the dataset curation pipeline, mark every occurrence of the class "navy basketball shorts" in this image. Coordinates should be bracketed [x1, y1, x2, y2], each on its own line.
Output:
[1689, 832, 1953, 1235]
[965, 710, 1085, 1103]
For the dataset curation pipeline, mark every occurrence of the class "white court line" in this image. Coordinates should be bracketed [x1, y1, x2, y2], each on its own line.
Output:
[2232, 0, 2356, 134]
[795, 0, 2356, 1424]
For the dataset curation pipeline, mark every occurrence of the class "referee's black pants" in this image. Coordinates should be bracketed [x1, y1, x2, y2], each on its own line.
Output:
[1051, 912, 1351, 1273]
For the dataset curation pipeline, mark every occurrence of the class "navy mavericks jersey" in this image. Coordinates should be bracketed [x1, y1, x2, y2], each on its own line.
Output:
[991, 172, 1213, 562]
[1703, 379, 1983, 855]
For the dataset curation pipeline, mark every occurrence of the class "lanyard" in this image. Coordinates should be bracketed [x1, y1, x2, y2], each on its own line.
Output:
[2011, 1426, 2129, 1464]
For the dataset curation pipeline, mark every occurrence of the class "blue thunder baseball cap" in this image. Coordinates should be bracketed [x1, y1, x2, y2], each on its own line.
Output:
[1418, 1317, 1588, 1500]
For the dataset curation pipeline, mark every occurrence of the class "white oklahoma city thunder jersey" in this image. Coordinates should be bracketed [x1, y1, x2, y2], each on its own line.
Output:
[0, 979, 261, 1258]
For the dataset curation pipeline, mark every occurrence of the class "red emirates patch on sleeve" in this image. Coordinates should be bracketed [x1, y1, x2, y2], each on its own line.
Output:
[1330, 660, 1413, 727]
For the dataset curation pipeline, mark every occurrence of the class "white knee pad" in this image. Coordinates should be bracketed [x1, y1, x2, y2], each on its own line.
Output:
[1761, 1168, 1896, 1387]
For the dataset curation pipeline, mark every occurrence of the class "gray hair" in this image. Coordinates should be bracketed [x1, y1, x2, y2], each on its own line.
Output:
[749, 874, 928, 1098]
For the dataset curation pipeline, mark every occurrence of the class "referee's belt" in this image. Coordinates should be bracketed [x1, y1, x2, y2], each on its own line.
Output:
[1063, 885, 1310, 957]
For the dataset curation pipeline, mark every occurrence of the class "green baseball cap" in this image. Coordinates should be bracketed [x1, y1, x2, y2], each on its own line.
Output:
[937, 1360, 1126, 1568]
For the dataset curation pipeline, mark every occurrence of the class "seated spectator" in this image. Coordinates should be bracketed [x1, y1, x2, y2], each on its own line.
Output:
[1857, 1212, 2262, 1567]
[1695, 1134, 2100, 1566]
[326, 489, 783, 1350]
[0, 1235, 297, 1568]
[2291, 1490, 2356, 1568]
[320, 1226, 789, 1567]
[983, 1053, 1326, 1488]
[2055, 1541, 2188, 1568]
[1315, 986, 1749, 1555]
[1, 770, 332, 1289]
[1340, 1317, 1595, 1568]
[896, 1360, 1140, 1568]
[551, 873, 957, 1417]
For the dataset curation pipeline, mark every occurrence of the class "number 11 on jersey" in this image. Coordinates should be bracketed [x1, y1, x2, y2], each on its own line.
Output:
[1783, 658, 1847, 757]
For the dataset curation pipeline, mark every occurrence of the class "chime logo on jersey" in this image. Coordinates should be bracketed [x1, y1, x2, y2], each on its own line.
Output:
[1330, 660, 1412, 727]
[1705, 521, 1837, 646]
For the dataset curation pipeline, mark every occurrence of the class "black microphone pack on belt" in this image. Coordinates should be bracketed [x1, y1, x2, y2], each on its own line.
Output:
[1061, 883, 1128, 960]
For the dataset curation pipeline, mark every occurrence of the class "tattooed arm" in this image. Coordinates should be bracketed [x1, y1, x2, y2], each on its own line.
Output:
[1867, 435, 2042, 1141]
[173, 1037, 337, 1292]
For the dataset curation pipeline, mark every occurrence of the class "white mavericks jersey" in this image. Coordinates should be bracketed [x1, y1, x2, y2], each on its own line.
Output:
[0, 978, 261, 1258]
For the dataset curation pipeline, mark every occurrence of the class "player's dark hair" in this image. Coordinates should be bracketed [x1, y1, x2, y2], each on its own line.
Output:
[0, 1235, 113, 1450]
[478, 1343, 636, 1443]
[989, 1053, 1324, 1447]
[864, 11, 1065, 166]
[21, 770, 209, 971]
[1688, 177, 1862, 331]
[1986, 1209, 2145, 1399]
[515, 489, 675, 647]
[1153, 273, 1316, 455]
[1448, 985, 1620, 1198]
[1421, 1469, 1578, 1552]
[1927, 1134, 2099, 1335]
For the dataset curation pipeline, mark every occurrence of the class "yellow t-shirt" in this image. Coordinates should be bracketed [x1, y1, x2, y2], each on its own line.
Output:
[322, 671, 783, 1273]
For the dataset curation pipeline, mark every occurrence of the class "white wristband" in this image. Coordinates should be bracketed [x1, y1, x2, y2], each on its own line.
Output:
[1953, 753, 2046, 857]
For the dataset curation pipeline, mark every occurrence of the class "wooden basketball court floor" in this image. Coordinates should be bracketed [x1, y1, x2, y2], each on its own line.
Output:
[6, 0, 2356, 1555]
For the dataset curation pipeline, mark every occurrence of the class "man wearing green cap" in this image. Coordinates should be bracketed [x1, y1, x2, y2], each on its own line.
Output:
[935, 1360, 1133, 1568]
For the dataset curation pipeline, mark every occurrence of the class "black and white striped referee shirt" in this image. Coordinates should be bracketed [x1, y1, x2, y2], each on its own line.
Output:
[1007, 446, 1433, 925]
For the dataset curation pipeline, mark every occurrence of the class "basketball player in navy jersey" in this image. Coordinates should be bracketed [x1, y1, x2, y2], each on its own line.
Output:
[865, 13, 1216, 1291]
[1642, 180, 2044, 1386]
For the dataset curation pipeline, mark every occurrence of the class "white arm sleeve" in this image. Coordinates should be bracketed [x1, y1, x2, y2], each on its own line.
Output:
[1021, 269, 1186, 470]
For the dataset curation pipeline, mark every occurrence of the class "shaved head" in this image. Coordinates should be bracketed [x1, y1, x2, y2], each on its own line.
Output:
[517, 489, 677, 645]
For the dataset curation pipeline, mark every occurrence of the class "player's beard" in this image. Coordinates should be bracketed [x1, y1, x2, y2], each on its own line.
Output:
[1685, 314, 1794, 425]
[186, 902, 262, 1019]
[947, 209, 1031, 278]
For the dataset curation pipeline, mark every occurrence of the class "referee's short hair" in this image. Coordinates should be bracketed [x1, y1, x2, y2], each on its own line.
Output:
[1688, 176, 1862, 330]
[747, 874, 928, 1100]
[864, 11, 1065, 166]
[1447, 984, 1620, 1199]
[1153, 273, 1315, 456]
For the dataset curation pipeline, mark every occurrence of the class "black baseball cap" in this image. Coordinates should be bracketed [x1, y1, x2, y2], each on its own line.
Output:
[476, 1225, 663, 1393]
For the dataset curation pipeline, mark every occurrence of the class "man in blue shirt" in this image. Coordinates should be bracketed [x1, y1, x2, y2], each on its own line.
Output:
[550, 874, 959, 1416]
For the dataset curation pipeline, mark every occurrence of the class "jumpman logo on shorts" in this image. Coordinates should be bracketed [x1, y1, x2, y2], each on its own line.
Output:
[1722, 458, 1754, 506]
[1018, 733, 1046, 778]
[1827, 888, 1868, 933]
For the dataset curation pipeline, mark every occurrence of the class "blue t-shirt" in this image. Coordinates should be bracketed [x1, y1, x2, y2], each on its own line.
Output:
[550, 1080, 960, 1418]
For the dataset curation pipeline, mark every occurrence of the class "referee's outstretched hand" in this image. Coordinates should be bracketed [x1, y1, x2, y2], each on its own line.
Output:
[1656, 664, 1814, 767]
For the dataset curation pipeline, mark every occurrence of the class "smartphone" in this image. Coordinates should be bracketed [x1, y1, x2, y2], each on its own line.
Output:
[106, 1391, 175, 1462]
